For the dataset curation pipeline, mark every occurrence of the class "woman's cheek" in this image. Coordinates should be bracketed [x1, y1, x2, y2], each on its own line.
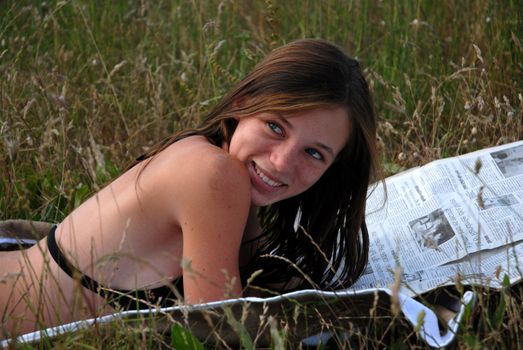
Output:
[301, 170, 324, 190]
[312, 167, 330, 185]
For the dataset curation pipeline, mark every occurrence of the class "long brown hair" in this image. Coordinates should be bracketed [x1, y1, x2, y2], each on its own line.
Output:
[135, 39, 380, 292]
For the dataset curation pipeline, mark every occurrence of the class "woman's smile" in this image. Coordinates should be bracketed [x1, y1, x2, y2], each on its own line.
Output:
[227, 107, 350, 207]
[251, 161, 286, 190]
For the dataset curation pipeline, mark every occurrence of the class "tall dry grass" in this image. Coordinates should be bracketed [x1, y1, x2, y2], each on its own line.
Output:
[1, 0, 522, 348]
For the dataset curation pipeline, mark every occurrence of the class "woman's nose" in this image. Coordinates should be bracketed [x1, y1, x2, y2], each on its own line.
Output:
[270, 142, 299, 174]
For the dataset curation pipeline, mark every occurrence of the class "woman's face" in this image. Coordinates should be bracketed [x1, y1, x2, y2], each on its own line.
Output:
[227, 107, 350, 206]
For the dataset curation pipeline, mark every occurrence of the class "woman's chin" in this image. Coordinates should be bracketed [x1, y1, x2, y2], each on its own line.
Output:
[250, 191, 278, 207]
[251, 188, 294, 207]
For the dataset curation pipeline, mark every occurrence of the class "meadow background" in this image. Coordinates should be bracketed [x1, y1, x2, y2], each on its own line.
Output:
[1, 0, 522, 348]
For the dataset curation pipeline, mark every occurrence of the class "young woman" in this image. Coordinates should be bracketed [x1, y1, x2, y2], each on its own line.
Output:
[0, 39, 379, 337]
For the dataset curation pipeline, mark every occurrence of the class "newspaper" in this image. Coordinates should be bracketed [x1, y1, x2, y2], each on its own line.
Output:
[354, 140, 523, 296]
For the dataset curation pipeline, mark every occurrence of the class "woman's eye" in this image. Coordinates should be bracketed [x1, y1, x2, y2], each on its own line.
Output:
[267, 122, 284, 136]
[305, 148, 324, 161]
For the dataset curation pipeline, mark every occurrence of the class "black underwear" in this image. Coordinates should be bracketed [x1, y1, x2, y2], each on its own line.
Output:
[47, 226, 183, 310]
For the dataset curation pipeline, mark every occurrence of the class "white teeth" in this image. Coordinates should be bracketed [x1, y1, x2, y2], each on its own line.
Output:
[254, 164, 283, 187]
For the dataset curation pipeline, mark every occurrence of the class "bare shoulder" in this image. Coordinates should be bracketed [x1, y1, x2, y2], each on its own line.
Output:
[184, 137, 249, 186]
[139, 136, 251, 217]
[167, 136, 250, 196]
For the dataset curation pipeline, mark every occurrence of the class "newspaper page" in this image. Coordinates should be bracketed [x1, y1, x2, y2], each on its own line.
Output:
[355, 240, 523, 297]
[354, 140, 523, 295]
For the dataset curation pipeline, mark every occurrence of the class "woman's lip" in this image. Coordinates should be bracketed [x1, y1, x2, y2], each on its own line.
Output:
[249, 162, 285, 193]
[253, 162, 285, 184]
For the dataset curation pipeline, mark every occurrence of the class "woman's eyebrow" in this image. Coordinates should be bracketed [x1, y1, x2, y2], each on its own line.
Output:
[315, 142, 335, 158]
[273, 112, 293, 130]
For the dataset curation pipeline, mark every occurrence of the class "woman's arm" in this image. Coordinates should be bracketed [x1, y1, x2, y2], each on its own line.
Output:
[156, 145, 251, 303]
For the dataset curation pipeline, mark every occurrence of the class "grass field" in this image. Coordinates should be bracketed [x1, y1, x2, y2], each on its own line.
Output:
[1, 0, 522, 348]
